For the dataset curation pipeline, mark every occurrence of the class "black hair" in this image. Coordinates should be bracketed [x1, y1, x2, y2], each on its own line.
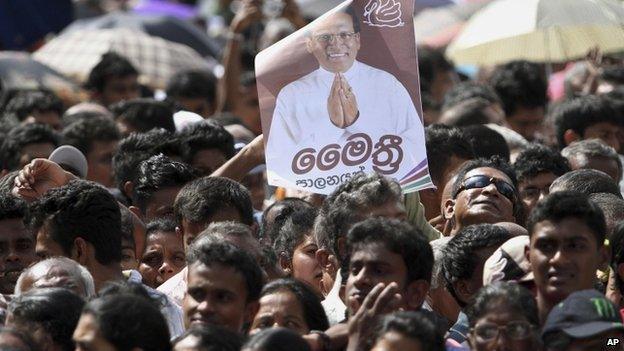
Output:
[260, 278, 329, 331]
[461, 125, 510, 161]
[610, 222, 624, 295]
[273, 207, 317, 261]
[8, 288, 85, 351]
[242, 327, 311, 351]
[97, 281, 164, 309]
[315, 173, 402, 258]
[344, 5, 361, 33]
[174, 176, 254, 226]
[552, 95, 621, 149]
[82, 293, 171, 351]
[0, 194, 27, 221]
[425, 124, 474, 186]
[441, 81, 501, 112]
[111, 99, 176, 133]
[260, 198, 314, 245]
[527, 191, 606, 246]
[187, 241, 263, 303]
[166, 70, 217, 102]
[441, 224, 512, 306]
[173, 326, 243, 351]
[112, 129, 183, 194]
[374, 311, 445, 351]
[146, 217, 178, 237]
[177, 120, 235, 167]
[61, 110, 111, 128]
[550, 169, 622, 198]
[26, 180, 122, 264]
[62, 116, 120, 156]
[513, 144, 570, 182]
[488, 60, 548, 116]
[600, 66, 624, 86]
[465, 281, 538, 327]
[131, 154, 199, 213]
[417, 46, 454, 98]
[3, 90, 63, 122]
[440, 98, 497, 127]
[0, 327, 40, 351]
[347, 217, 433, 285]
[0, 123, 61, 171]
[85, 52, 138, 93]
[561, 139, 622, 180]
[119, 205, 135, 249]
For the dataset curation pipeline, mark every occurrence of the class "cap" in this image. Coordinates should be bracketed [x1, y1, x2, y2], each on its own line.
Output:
[48, 145, 88, 179]
[482, 235, 533, 285]
[173, 111, 204, 131]
[542, 289, 624, 342]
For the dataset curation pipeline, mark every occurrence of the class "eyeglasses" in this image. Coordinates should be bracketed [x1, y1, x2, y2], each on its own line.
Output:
[455, 175, 516, 201]
[314, 32, 356, 43]
[472, 321, 534, 341]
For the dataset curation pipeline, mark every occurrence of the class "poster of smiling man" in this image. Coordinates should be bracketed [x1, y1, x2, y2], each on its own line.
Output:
[256, 0, 432, 195]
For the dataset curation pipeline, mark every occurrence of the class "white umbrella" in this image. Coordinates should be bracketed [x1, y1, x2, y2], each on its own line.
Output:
[33, 28, 212, 89]
[446, 0, 624, 66]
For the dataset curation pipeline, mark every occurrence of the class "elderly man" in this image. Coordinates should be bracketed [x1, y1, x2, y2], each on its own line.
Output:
[14, 257, 95, 299]
[265, 6, 425, 192]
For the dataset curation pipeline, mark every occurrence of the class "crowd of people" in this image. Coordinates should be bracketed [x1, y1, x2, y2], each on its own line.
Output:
[0, 1, 624, 351]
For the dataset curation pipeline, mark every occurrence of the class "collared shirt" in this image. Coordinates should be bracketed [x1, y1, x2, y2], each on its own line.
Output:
[127, 270, 185, 338]
[266, 61, 427, 193]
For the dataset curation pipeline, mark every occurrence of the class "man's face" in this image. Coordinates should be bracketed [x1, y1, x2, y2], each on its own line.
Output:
[35, 226, 66, 260]
[86, 140, 118, 188]
[528, 218, 605, 305]
[183, 262, 253, 333]
[452, 167, 516, 228]
[0, 219, 37, 294]
[306, 12, 360, 73]
[98, 75, 140, 107]
[507, 106, 544, 141]
[519, 171, 557, 216]
[346, 242, 408, 315]
[180, 206, 244, 251]
[144, 186, 183, 221]
[73, 313, 118, 351]
[583, 122, 621, 152]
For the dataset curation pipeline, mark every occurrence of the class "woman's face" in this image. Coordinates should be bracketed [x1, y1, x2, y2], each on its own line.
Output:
[468, 302, 539, 351]
[139, 231, 185, 288]
[291, 235, 323, 296]
[250, 290, 309, 335]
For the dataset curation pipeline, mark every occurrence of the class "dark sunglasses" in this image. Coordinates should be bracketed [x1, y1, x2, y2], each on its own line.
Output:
[455, 175, 516, 201]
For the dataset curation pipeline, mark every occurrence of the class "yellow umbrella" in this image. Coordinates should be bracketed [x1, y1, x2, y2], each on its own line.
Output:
[446, 0, 624, 66]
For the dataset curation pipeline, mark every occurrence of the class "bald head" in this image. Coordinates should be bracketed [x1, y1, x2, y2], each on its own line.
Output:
[15, 258, 95, 298]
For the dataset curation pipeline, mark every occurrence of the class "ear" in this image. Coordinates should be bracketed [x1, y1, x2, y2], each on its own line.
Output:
[278, 252, 292, 275]
[73, 237, 89, 266]
[443, 199, 456, 221]
[244, 300, 260, 325]
[316, 248, 337, 275]
[123, 181, 134, 199]
[525, 243, 531, 265]
[599, 245, 610, 269]
[563, 129, 581, 146]
[305, 37, 314, 54]
[404, 280, 430, 310]
[129, 205, 144, 221]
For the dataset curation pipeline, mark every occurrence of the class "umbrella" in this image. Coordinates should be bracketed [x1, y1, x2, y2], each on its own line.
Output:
[446, 0, 624, 66]
[413, 0, 491, 47]
[64, 11, 221, 58]
[0, 51, 86, 103]
[33, 28, 213, 90]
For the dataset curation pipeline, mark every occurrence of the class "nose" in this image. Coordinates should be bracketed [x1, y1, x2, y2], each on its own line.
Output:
[352, 267, 372, 289]
[196, 299, 216, 315]
[6, 251, 20, 263]
[481, 182, 500, 197]
[159, 261, 174, 275]
[549, 247, 570, 266]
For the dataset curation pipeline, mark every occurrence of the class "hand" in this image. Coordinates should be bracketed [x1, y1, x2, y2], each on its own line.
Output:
[338, 74, 359, 127]
[12, 159, 76, 202]
[428, 214, 446, 232]
[241, 134, 265, 166]
[346, 283, 402, 351]
[230, 0, 263, 33]
[328, 74, 346, 128]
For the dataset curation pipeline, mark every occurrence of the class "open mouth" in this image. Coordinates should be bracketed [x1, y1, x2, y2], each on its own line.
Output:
[327, 53, 348, 60]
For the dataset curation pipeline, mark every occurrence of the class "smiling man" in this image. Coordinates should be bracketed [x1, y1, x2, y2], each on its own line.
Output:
[265, 6, 425, 190]
[525, 191, 608, 324]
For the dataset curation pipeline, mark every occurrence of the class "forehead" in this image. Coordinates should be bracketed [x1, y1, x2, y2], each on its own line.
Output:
[187, 262, 248, 292]
[350, 241, 405, 266]
[311, 12, 354, 34]
[464, 167, 512, 183]
[531, 218, 598, 243]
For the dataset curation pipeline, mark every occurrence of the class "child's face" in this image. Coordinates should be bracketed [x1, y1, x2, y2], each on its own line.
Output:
[139, 231, 185, 288]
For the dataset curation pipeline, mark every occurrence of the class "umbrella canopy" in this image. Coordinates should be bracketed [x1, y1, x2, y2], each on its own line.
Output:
[33, 28, 213, 90]
[64, 11, 221, 58]
[446, 0, 624, 65]
[0, 51, 86, 103]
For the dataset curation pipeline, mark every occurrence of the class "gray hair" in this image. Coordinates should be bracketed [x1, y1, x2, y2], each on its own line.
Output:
[561, 139, 622, 179]
[15, 257, 96, 299]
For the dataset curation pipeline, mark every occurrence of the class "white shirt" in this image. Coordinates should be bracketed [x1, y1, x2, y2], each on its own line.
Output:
[266, 61, 426, 194]
[321, 270, 347, 326]
[157, 267, 187, 308]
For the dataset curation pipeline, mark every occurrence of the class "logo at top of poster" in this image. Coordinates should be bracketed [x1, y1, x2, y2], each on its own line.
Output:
[363, 0, 404, 28]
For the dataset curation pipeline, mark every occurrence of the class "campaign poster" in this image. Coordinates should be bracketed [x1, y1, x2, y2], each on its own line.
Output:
[256, 0, 433, 195]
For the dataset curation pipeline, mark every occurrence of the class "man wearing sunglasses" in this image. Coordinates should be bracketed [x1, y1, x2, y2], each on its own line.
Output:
[443, 157, 520, 236]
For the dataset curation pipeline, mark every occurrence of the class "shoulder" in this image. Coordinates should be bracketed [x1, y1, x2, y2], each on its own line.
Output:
[277, 69, 321, 97]
[357, 62, 403, 88]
